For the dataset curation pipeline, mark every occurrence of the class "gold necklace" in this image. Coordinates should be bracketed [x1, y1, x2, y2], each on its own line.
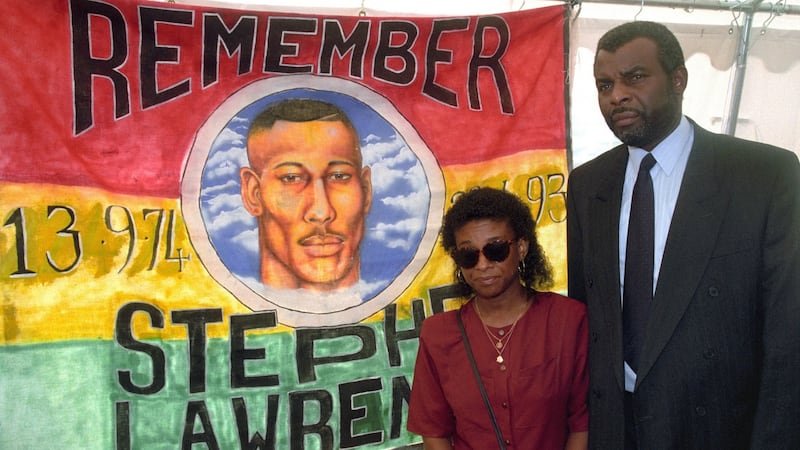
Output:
[473, 299, 529, 365]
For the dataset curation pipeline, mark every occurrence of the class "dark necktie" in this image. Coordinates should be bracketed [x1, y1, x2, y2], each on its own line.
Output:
[623, 153, 656, 372]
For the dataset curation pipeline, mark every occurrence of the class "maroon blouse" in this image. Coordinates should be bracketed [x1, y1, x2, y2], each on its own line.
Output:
[407, 292, 589, 449]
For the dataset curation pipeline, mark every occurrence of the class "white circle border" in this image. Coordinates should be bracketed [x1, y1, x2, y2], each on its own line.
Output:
[181, 75, 444, 328]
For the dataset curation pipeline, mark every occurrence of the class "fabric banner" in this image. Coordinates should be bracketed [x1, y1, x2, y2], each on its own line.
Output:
[0, 0, 567, 448]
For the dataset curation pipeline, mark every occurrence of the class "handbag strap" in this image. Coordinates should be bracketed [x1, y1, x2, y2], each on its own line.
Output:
[456, 308, 507, 450]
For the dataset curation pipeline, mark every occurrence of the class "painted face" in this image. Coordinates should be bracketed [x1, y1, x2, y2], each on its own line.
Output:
[241, 119, 372, 291]
[594, 37, 686, 151]
[453, 219, 528, 301]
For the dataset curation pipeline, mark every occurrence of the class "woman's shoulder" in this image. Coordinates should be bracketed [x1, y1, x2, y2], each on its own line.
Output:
[419, 302, 471, 338]
[535, 291, 587, 318]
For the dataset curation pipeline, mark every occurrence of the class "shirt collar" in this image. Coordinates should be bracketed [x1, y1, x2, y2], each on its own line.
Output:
[627, 115, 693, 176]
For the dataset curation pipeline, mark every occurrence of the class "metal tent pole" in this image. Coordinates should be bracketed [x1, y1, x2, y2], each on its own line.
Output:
[577, 0, 797, 16]
[723, 0, 762, 134]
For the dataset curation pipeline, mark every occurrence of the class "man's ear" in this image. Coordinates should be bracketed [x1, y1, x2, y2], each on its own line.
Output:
[361, 166, 373, 214]
[672, 65, 688, 94]
[240, 167, 263, 216]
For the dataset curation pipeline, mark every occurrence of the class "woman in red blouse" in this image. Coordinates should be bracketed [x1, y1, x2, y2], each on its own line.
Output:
[407, 187, 588, 450]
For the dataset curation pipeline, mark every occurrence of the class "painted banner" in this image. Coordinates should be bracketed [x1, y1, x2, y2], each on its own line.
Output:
[0, 0, 568, 448]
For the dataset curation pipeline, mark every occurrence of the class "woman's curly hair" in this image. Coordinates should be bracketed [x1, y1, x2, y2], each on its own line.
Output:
[441, 187, 553, 295]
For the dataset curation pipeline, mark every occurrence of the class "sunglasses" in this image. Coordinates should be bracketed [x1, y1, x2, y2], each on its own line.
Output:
[451, 240, 516, 269]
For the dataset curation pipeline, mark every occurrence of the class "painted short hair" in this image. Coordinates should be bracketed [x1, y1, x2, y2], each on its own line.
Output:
[248, 98, 357, 139]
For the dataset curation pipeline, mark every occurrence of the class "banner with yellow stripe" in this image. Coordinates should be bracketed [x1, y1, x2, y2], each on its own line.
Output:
[0, 1, 568, 448]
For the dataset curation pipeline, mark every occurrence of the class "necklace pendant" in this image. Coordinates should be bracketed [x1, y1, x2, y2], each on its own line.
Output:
[496, 355, 504, 364]
[498, 329, 505, 336]
[495, 341, 503, 349]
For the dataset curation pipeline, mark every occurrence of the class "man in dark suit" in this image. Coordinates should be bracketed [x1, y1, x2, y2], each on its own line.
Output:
[567, 21, 799, 449]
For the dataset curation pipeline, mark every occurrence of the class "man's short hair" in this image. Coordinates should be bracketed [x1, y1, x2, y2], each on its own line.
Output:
[597, 21, 685, 73]
[248, 98, 357, 140]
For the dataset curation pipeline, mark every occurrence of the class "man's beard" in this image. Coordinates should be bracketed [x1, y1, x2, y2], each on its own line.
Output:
[612, 91, 681, 149]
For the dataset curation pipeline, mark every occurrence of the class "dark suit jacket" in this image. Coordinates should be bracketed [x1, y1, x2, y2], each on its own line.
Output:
[566, 121, 800, 450]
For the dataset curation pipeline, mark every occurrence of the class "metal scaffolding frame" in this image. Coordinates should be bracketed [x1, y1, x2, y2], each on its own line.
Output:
[574, 0, 799, 134]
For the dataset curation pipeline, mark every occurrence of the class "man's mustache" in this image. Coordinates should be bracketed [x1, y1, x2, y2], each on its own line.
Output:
[611, 106, 641, 117]
[299, 231, 347, 246]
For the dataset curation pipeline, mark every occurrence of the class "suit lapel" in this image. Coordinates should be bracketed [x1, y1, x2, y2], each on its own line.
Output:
[635, 125, 730, 386]
[589, 145, 629, 391]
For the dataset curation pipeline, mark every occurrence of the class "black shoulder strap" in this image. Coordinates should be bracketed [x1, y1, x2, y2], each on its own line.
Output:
[456, 308, 507, 450]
